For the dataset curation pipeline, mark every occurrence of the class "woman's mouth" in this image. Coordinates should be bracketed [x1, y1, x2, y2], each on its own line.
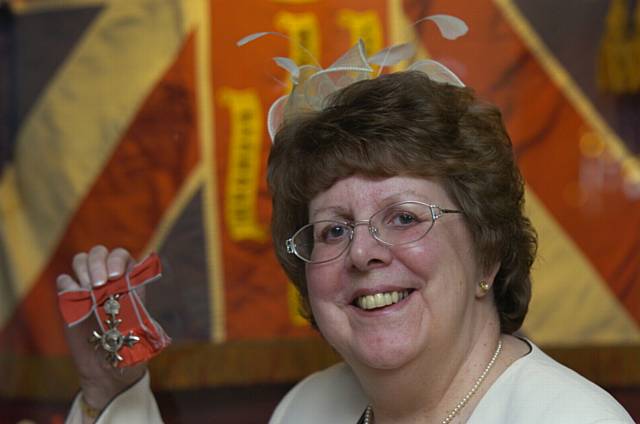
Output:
[354, 289, 413, 310]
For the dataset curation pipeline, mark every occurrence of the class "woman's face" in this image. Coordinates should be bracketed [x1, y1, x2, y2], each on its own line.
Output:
[306, 175, 491, 371]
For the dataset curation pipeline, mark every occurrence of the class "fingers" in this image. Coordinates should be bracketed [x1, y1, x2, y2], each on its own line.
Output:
[72, 252, 91, 288]
[106, 247, 132, 280]
[56, 274, 79, 292]
[68, 246, 133, 289]
[87, 245, 109, 286]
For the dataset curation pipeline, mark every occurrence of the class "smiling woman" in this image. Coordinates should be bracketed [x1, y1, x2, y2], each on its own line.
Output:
[264, 70, 634, 423]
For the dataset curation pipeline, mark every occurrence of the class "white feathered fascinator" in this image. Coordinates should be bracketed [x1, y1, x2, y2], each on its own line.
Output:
[237, 14, 468, 142]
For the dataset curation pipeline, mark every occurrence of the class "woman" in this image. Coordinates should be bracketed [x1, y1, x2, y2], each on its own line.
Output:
[58, 71, 633, 423]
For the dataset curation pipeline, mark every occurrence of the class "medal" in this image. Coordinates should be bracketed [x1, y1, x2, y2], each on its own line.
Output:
[58, 253, 171, 367]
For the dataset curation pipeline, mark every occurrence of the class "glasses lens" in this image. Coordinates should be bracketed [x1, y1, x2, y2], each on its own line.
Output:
[293, 220, 351, 263]
[372, 202, 435, 245]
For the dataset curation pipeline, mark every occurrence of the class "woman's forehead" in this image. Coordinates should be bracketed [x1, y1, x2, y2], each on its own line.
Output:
[308, 175, 450, 217]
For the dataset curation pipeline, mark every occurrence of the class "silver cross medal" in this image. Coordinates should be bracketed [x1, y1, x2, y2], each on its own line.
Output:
[89, 294, 140, 367]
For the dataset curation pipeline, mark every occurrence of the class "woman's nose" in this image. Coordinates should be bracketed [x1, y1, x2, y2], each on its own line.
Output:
[346, 222, 392, 271]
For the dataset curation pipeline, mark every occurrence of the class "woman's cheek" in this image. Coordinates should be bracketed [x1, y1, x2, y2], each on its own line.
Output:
[306, 264, 342, 300]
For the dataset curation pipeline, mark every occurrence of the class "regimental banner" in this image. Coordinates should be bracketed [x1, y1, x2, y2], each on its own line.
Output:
[0, 0, 639, 403]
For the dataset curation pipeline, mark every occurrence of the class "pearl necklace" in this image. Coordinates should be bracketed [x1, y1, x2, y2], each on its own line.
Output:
[361, 339, 502, 424]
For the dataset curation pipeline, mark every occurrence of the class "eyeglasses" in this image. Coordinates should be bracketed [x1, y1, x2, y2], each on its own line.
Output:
[286, 201, 463, 264]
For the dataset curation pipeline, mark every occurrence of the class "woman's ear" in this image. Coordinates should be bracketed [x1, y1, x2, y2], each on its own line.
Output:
[475, 262, 501, 298]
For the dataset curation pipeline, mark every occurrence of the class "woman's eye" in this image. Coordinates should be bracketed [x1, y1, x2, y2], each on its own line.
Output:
[396, 213, 416, 225]
[319, 224, 348, 242]
[388, 212, 418, 226]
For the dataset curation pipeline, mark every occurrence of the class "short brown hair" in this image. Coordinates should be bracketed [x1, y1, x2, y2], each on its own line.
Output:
[267, 71, 537, 334]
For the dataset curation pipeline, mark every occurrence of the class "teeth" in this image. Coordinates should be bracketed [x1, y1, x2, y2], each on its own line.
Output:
[374, 293, 385, 308]
[365, 296, 374, 310]
[356, 290, 410, 310]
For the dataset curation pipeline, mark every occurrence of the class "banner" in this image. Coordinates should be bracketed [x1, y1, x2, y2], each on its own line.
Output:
[0, 0, 638, 404]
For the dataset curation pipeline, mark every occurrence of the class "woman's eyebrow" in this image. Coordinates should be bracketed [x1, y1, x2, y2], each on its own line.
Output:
[381, 190, 429, 204]
[309, 206, 350, 220]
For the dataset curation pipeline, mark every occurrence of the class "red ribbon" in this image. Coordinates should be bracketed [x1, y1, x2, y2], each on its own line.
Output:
[57, 253, 171, 367]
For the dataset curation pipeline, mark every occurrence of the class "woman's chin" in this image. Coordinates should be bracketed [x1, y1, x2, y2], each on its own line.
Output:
[341, 336, 423, 371]
[318, 311, 430, 372]
[358, 355, 412, 371]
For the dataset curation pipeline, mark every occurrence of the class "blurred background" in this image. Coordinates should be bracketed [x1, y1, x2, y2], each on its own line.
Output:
[0, 0, 639, 422]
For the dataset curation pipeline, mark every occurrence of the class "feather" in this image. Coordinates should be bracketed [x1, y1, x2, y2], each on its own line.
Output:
[367, 42, 416, 66]
[273, 57, 300, 81]
[267, 95, 289, 142]
[237, 32, 320, 66]
[327, 39, 371, 71]
[236, 31, 274, 46]
[408, 59, 465, 87]
[415, 15, 468, 40]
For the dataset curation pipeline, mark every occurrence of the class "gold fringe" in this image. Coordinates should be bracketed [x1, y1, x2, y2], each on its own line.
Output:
[598, 0, 640, 94]
[631, 1, 640, 90]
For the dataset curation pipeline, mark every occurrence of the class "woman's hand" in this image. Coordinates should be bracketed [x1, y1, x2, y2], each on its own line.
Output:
[56, 245, 147, 414]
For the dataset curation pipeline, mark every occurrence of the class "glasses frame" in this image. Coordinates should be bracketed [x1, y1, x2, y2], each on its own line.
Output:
[285, 200, 463, 264]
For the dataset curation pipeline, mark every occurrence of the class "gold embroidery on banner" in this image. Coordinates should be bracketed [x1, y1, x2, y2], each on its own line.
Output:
[337, 9, 383, 56]
[274, 11, 321, 68]
[219, 88, 267, 242]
